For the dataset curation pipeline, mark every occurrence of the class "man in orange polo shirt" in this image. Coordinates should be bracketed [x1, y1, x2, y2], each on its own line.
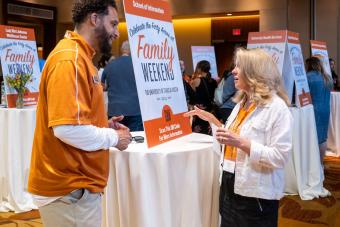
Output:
[28, 1, 131, 226]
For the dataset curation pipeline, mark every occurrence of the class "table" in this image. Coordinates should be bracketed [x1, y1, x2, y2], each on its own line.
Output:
[0, 107, 37, 213]
[326, 91, 340, 157]
[1, 103, 333, 215]
[0, 107, 220, 223]
[284, 105, 330, 200]
[102, 132, 220, 227]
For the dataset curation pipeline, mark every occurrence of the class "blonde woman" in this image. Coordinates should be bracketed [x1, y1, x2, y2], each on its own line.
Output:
[185, 48, 292, 227]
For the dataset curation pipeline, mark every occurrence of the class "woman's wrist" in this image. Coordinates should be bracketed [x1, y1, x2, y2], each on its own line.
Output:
[210, 113, 222, 127]
[239, 138, 251, 155]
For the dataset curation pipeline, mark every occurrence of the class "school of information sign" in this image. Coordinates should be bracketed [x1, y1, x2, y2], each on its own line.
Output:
[123, 0, 191, 147]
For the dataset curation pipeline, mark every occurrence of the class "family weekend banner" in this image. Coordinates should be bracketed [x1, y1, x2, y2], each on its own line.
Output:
[0, 25, 40, 108]
[310, 40, 332, 78]
[191, 46, 218, 79]
[123, 0, 191, 147]
[247, 30, 311, 107]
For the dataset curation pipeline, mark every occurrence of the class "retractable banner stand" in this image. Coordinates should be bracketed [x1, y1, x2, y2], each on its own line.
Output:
[310, 40, 332, 77]
[191, 46, 218, 79]
[123, 0, 191, 148]
[247, 30, 311, 107]
[0, 25, 40, 108]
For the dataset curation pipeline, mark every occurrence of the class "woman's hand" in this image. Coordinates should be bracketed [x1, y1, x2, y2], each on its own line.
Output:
[184, 106, 222, 127]
[216, 127, 251, 155]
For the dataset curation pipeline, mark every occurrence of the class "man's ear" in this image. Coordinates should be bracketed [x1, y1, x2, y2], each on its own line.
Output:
[89, 13, 99, 26]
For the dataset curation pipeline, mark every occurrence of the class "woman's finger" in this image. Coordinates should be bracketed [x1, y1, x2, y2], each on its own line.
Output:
[183, 110, 197, 117]
[216, 128, 228, 134]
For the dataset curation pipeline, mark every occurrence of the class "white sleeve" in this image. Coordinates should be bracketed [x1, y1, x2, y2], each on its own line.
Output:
[249, 107, 293, 169]
[52, 125, 119, 152]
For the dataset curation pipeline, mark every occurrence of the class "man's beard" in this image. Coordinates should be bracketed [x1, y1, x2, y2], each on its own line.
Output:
[95, 25, 112, 55]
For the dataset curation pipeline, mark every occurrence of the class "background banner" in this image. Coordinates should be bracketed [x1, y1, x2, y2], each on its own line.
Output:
[0, 25, 40, 107]
[310, 40, 332, 78]
[123, 0, 191, 148]
[191, 46, 218, 79]
[287, 31, 311, 107]
[248, 30, 311, 107]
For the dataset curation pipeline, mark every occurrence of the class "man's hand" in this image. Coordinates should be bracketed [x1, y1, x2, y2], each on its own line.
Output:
[115, 128, 132, 151]
[108, 115, 125, 130]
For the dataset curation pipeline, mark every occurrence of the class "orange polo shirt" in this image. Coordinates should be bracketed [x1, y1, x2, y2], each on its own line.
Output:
[28, 31, 109, 196]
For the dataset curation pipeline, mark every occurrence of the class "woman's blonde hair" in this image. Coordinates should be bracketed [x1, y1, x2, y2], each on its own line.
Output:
[233, 48, 290, 106]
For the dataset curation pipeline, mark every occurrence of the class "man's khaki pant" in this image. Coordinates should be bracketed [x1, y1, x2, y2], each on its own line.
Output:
[39, 189, 102, 227]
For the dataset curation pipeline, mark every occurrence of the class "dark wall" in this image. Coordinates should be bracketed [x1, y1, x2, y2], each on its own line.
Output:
[3, 0, 57, 59]
[212, 16, 260, 75]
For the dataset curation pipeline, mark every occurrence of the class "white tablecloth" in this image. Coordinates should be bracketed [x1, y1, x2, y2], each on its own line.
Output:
[0, 108, 37, 213]
[326, 92, 340, 157]
[102, 132, 220, 227]
[284, 105, 330, 200]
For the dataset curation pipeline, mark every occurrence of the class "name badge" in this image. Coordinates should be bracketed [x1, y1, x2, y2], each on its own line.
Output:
[223, 159, 236, 173]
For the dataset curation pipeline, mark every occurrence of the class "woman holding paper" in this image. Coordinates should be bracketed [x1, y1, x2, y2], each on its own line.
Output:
[185, 48, 292, 227]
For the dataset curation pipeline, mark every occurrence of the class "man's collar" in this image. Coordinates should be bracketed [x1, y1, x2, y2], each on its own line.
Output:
[64, 30, 96, 58]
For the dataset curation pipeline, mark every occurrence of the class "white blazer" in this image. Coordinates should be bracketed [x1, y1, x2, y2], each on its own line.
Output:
[220, 94, 293, 200]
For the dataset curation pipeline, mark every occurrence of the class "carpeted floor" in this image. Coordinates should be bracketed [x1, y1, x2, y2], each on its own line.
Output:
[1, 157, 339, 227]
[279, 156, 340, 227]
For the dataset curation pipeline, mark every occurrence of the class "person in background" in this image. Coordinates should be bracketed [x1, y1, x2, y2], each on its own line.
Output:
[102, 40, 143, 131]
[98, 54, 113, 86]
[190, 60, 217, 134]
[38, 58, 46, 72]
[306, 56, 333, 164]
[329, 58, 339, 90]
[180, 60, 191, 83]
[180, 59, 196, 107]
[185, 48, 292, 227]
[28, 1, 132, 227]
[98, 54, 114, 110]
[218, 63, 237, 123]
[37, 45, 46, 72]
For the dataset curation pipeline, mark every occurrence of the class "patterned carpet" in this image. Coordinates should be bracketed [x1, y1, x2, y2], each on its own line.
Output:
[0, 157, 339, 227]
[279, 156, 340, 227]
